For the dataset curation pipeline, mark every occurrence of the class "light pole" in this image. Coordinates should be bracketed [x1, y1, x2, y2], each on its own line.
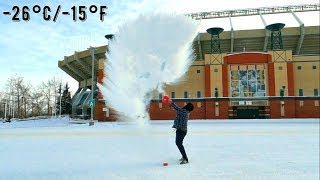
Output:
[59, 83, 62, 117]
[105, 34, 114, 50]
[89, 46, 95, 126]
[54, 90, 57, 117]
[24, 97, 27, 118]
[22, 97, 23, 118]
[22, 96, 25, 118]
[4, 100, 7, 121]
[8, 96, 11, 119]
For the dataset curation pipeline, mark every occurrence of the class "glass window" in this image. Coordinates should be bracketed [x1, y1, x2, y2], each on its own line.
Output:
[197, 91, 201, 98]
[214, 69, 218, 72]
[312, 65, 317, 69]
[93, 90, 98, 98]
[278, 66, 283, 70]
[184, 91, 188, 98]
[314, 89, 319, 96]
[77, 92, 89, 106]
[299, 89, 303, 96]
[171, 92, 175, 98]
[297, 66, 302, 70]
[230, 69, 265, 97]
[197, 70, 200, 73]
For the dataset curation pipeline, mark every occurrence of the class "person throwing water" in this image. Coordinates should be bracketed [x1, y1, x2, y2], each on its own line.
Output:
[162, 95, 194, 164]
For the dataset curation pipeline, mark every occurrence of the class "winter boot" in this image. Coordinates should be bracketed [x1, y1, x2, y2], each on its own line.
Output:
[180, 159, 189, 164]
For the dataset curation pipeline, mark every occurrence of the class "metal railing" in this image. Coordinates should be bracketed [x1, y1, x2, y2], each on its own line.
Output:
[187, 4, 320, 20]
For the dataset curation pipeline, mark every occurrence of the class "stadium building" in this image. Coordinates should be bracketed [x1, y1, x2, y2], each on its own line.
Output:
[58, 4, 320, 121]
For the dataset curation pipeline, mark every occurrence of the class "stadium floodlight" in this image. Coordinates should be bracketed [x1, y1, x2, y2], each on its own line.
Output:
[206, 27, 224, 54]
[105, 34, 114, 40]
[266, 23, 285, 50]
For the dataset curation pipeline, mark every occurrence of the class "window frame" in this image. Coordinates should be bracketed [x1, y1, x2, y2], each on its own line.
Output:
[184, 91, 188, 98]
[314, 89, 319, 96]
[299, 89, 303, 96]
[171, 92, 175, 98]
[197, 91, 201, 98]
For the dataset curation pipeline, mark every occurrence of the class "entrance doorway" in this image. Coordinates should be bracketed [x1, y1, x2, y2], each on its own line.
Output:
[234, 107, 259, 119]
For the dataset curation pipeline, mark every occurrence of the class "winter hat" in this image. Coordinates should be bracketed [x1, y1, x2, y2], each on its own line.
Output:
[183, 102, 194, 112]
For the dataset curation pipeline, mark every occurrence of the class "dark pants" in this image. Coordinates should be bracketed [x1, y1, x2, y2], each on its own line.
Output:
[175, 129, 188, 161]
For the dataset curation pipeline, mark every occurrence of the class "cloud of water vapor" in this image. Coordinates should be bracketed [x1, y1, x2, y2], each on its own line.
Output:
[99, 13, 199, 123]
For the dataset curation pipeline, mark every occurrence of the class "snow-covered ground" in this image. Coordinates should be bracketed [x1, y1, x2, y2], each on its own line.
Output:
[0, 117, 319, 180]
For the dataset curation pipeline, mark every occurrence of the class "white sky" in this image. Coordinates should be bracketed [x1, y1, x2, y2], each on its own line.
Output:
[0, 0, 319, 95]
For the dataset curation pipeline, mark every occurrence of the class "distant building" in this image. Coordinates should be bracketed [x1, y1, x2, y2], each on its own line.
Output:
[58, 6, 320, 120]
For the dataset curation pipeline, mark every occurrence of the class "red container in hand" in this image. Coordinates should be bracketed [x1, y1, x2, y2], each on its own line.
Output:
[162, 95, 169, 104]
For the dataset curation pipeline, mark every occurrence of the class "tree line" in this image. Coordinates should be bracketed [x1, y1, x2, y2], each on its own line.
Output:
[0, 75, 72, 120]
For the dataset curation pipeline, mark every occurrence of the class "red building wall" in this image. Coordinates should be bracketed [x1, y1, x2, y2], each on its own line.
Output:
[95, 52, 320, 121]
[148, 99, 229, 120]
[94, 68, 117, 121]
[97, 97, 319, 121]
[295, 100, 320, 118]
[269, 98, 320, 119]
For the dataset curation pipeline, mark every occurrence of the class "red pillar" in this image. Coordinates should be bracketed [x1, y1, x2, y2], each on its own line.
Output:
[222, 65, 228, 97]
[205, 65, 211, 97]
[268, 63, 275, 96]
[97, 69, 104, 99]
[286, 62, 294, 96]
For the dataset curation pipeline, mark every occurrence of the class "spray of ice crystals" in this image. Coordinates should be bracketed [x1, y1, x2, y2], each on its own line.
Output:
[99, 13, 199, 124]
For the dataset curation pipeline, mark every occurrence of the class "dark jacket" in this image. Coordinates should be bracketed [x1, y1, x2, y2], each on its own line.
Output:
[171, 102, 190, 132]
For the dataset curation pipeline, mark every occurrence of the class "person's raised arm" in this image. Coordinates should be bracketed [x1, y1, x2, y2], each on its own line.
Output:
[163, 95, 183, 112]
[170, 101, 185, 113]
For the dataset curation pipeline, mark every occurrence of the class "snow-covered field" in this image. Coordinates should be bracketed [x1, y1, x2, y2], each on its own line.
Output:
[0, 117, 319, 180]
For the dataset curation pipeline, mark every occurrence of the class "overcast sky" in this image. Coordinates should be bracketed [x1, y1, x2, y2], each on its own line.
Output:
[0, 0, 319, 94]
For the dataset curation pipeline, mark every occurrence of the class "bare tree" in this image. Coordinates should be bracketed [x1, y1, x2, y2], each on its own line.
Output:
[21, 84, 31, 118]
[5, 75, 31, 118]
[40, 77, 60, 116]
[29, 87, 45, 116]
[0, 91, 5, 118]
[2, 75, 70, 118]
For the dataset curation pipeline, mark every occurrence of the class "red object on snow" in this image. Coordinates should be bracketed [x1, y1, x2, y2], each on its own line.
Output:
[163, 162, 168, 166]
[162, 95, 169, 104]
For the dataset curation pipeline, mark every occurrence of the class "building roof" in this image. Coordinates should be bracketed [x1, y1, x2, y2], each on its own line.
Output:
[58, 46, 106, 84]
[58, 26, 320, 84]
[194, 26, 320, 60]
